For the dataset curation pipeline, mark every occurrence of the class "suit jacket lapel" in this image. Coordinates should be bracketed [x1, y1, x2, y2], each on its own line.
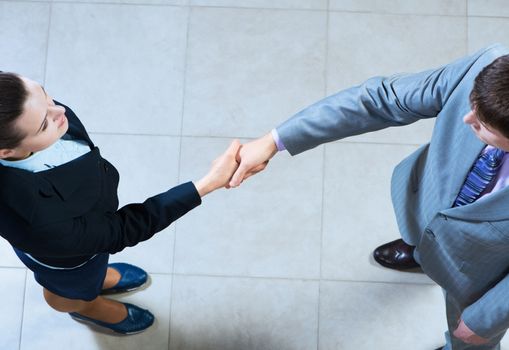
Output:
[442, 125, 509, 221]
[55, 101, 95, 148]
[442, 185, 509, 221]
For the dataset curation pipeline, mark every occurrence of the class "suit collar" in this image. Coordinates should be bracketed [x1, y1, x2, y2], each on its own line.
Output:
[442, 185, 509, 221]
[55, 101, 95, 149]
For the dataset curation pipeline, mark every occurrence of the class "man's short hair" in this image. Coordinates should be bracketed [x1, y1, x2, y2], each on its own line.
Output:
[470, 54, 509, 138]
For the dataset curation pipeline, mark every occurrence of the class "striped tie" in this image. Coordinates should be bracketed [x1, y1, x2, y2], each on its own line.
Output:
[453, 147, 506, 207]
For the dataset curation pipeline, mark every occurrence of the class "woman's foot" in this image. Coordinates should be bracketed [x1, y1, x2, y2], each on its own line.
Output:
[101, 263, 148, 294]
[44, 288, 154, 334]
[102, 267, 121, 290]
[70, 299, 154, 335]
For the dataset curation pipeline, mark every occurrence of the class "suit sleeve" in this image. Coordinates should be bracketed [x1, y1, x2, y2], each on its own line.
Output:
[461, 273, 509, 339]
[23, 181, 201, 257]
[276, 46, 498, 156]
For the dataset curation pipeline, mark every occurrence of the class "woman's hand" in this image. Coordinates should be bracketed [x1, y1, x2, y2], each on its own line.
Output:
[194, 140, 241, 197]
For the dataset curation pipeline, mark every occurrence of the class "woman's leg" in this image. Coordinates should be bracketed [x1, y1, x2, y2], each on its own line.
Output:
[43, 288, 127, 324]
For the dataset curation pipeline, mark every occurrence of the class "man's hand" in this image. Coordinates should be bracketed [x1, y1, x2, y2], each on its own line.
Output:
[453, 319, 489, 345]
[194, 140, 241, 197]
[229, 132, 278, 187]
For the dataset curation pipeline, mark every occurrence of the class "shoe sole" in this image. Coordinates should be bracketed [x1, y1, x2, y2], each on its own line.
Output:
[69, 314, 153, 335]
[372, 255, 423, 272]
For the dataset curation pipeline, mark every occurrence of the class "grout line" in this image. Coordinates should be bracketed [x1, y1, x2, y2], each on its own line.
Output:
[0, 0, 326, 12]
[42, 1, 52, 86]
[468, 14, 509, 20]
[0, 0, 488, 18]
[317, 5, 330, 345]
[317, 146, 327, 350]
[323, 0, 330, 98]
[185, 4, 327, 13]
[316, 280, 322, 350]
[18, 269, 28, 350]
[327, 8, 471, 18]
[317, 5, 329, 346]
[0, 0, 187, 8]
[466, 0, 470, 53]
[0, 266, 27, 270]
[88, 131, 427, 147]
[163, 271, 436, 286]
[168, 6, 192, 350]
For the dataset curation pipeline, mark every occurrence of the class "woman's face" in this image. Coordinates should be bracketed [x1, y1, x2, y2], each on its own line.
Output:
[0, 77, 69, 160]
[463, 110, 509, 152]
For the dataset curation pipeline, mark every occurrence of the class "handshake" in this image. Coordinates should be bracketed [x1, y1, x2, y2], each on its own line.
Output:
[194, 133, 278, 197]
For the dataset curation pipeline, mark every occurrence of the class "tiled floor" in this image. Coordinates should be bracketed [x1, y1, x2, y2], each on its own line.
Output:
[0, 0, 508, 349]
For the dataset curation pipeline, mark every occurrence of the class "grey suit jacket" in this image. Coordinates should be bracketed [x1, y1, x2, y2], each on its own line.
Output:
[277, 44, 509, 339]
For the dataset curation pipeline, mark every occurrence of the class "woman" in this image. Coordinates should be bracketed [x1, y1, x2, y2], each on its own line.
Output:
[0, 72, 240, 334]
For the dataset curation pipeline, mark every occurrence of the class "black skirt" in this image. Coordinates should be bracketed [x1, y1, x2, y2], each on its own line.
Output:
[14, 247, 109, 301]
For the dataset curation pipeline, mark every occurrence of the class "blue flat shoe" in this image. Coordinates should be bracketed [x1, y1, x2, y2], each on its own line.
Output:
[69, 302, 154, 335]
[101, 263, 148, 295]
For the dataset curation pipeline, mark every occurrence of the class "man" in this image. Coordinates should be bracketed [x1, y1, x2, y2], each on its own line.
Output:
[229, 44, 509, 350]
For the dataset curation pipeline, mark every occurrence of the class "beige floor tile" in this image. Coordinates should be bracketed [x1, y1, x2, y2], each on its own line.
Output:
[319, 281, 447, 349]
[0, 2, 50, 82]
[183, 7, 327, 138]
[468, 0, 509, 17]
[468, 17, 509, 53]
[45, 3, 188, 135]
[170, 275, 319, 350]
[0, 268, 26, 350]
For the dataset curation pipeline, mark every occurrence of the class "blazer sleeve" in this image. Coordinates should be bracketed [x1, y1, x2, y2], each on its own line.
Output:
[19, 181, 201, 257]
[276, 45, 499, 156]
[461, 273, 509, 339]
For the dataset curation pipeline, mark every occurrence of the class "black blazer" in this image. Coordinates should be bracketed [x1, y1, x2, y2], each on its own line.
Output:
[0, 102, 201, 267]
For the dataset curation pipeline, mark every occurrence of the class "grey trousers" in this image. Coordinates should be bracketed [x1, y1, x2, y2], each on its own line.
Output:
[443, 292, 505, 350]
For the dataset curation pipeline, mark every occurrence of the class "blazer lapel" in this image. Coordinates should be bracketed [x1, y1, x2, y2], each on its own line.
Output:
[442, 185, 509, 221]
[55, 101, 95, 148]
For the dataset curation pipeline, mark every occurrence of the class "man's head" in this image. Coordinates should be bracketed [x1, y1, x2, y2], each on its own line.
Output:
[464, 54, 509, 151]
[0, 72, 68, 160]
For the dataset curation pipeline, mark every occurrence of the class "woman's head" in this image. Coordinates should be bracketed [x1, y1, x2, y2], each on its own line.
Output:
[0, 72, 68, 160]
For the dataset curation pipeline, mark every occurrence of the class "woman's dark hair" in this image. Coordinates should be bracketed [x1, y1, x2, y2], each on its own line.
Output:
[470, 55, 509, 138]
[0, 72, 28, 149]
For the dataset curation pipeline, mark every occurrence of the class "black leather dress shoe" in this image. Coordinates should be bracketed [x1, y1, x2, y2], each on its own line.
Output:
[434, 347, 444, 350]
[373, 238, 420, 270]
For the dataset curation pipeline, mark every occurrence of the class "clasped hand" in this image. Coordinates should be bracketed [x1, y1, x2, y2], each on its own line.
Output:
[453, 319, 489, 345]
[194, 133, 278, 197]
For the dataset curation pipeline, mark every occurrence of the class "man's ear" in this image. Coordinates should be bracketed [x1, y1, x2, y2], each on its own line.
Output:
[0, 149, 15, 159]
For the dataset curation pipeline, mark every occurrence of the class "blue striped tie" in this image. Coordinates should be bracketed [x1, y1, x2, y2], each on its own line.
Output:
[454, 147, 506, 207]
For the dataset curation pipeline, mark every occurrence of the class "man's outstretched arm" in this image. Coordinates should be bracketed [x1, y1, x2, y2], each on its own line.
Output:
[229, 45, 500, 187]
